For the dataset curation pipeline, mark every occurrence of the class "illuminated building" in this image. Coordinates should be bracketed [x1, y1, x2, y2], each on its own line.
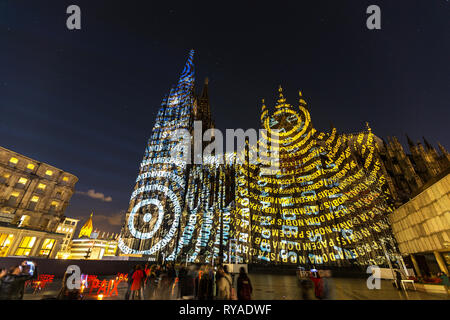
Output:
[232, 87, 398, 266]
[118, 51, 235, 262]
[118, 50, 196, 257]
[0, 146, 78, 230]
[118, 52, 406, 268]
[69, 213, 118, 260]
[378, 136, 450, 206]
[389, 169, 450, 277]
[0, 224, 65, 258]
[55, 217, 79, 259]
[0, 146, 78, 258]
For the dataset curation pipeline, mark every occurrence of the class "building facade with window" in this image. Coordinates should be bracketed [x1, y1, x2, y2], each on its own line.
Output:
[389, 169, 450, 277]
[0, 146, 78, 231]
[55, 217, 79, 259]
[0, 224, 65, 258]
[69, 213, 119, 260]
[0, 146, 78, 258]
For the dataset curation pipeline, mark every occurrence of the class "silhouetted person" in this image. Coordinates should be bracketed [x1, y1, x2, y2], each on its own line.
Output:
[237, 267, 252, 300]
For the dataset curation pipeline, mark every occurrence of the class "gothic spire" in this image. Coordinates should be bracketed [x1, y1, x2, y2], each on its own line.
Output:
[406, 134, 415, 149]
[177, 49, 195, 89]
[438, 142, 448, 155]
[200, 77, 209, 100]
[277, 85, 286, 104]
[79, 212, 94, 238]
[260, 98, 268, 126]
[423, 136, 433, 150]
[299, 90, 307, 108]
[197, 77, 212, 128]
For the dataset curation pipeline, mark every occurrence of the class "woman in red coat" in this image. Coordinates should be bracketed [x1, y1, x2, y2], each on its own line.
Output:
[131, 265, 145, 300]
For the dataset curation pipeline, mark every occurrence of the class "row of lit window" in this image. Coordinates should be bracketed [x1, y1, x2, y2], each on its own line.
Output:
[8, 191, 59, 209]
[0, 234, 55, 257]
[12, 177, 64, 196]
[7, 157, 70, 182]
[57, 225, 74, 233]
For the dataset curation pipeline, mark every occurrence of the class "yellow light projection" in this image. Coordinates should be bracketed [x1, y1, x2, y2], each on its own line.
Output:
[232, 87, 397, 267]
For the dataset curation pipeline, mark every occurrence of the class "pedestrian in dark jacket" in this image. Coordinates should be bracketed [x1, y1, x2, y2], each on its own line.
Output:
[237, 267, 252, 300]
[124, 267, 135, 300]
[0, 261, 37, 300]
[197, 265, 212, 300]
[300, 277, 314, 300]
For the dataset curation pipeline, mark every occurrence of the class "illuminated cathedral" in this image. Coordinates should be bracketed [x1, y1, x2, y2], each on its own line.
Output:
[118, 50, 235, 262]
[118, 51, 437, 268]
[233, 87, 397, 266]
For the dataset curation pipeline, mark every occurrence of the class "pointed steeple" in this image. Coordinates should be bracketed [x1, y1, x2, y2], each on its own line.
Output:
[381, 137, 388, 149]
[197, 77, 212, 128]
[406, 134, 415, 149]
[438, 142, 448, 155]
[177, 49, 195, 88]
[423, 136, 433, 150]
[275, 85, 292, 112]
[277, 85, 286, 104]
[299, 90, 307, 108]
[329, 121, 334, 131]
[79, 212, 94, 238]
[261, 98, 267, 112]
[260, 98, 268, 126]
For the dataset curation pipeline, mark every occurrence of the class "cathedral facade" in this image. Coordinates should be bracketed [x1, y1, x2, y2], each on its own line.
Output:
[118, 51, 447, 268]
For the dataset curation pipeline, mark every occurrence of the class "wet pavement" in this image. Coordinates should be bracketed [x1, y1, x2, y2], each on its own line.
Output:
[249, 274, 448, 300]
[23, 274, 449, 300]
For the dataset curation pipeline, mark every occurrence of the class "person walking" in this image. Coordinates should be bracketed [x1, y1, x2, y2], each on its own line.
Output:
[157, 265, 170, 299]
[131, 265, 145, 300]
[124, 266, 134, 300]
[197, 265, 210, 300]
[310, 270, 322, 299]
[300, 276, 314, 300]
[167, 264, 177, 299]
[216, 266, 232, 300]
[320, 270, 335, 300]
[237, 267, 252, 300]
[145, 265, 157, 299]
[206, 265, 215, 300]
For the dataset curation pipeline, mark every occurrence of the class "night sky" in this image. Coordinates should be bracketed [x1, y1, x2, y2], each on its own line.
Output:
[1, 1, 449, 234]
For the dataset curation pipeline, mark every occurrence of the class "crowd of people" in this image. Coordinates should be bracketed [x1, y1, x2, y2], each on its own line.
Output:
[1, 261, 253, 300]
[123, 263, 252, 300]
[3, 260, 449, 300]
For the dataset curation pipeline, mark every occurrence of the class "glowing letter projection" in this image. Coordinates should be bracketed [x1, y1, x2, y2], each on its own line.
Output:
[118, 52, 399, 267]
[118, 51, 196, 257]
[234, 87, 398, 267]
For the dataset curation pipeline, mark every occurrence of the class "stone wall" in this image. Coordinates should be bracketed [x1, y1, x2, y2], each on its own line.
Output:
[389, 173, 450, 254]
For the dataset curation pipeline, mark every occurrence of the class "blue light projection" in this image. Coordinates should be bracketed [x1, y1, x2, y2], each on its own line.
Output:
[118, 50, 195, 256]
